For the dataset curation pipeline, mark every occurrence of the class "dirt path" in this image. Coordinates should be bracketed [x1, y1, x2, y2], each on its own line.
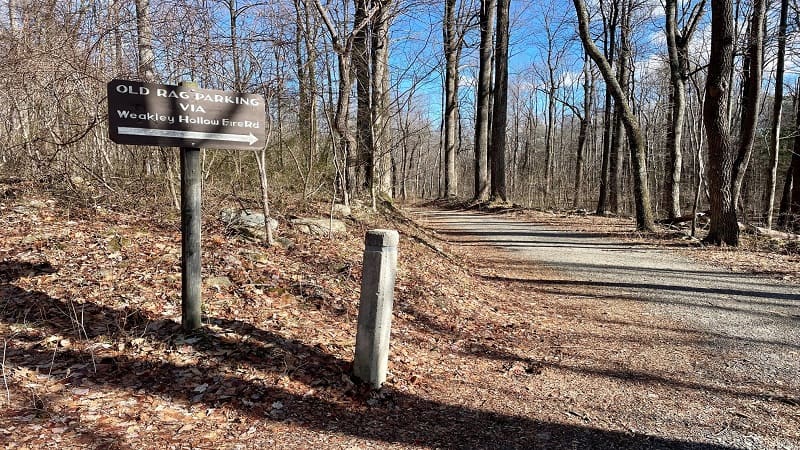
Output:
[411, 208, 800, 450]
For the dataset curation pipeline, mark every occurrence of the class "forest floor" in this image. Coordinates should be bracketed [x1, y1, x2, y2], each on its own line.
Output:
[1, 184, 799, 449]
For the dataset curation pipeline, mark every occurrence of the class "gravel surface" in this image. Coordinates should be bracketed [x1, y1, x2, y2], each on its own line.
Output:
[412, 208, 800, 450]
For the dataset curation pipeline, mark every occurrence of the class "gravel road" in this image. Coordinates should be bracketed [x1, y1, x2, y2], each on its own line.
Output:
[412, 208, 800, 450]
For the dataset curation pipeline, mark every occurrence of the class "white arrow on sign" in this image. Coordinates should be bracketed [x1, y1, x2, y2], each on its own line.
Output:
[118, 127, 258, 146]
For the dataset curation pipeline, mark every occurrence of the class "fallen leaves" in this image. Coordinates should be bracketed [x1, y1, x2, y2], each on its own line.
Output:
[2, 193, 799, 449]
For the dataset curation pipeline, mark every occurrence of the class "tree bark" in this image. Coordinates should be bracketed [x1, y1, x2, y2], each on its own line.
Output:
[354, 0, 373, 192]
[543, 10, 563, 204]
[135, 0, 156, 81]
[109, 0, 124, 75]
[609, 0, 630, 215]
[785, 87, 800, 230]
[443, 0, 459, 197]
[474, 0, 495, 202]
[8, 0, 20, 31]
[731, 0, 765, 212]
[544, 83, 556, 201]
[703, 0, 738, 245]
[664, 0, 682, 218]
[663, 1, 691, 217]
[573, 0, 654, 231]
[490, 0, 510, 202]
[595, 0, 617, 215]
[372, 0, 393, 199]
[228, 0, 242, 91]
[256, 98, 275, 246]
[293, 0, 319, 197]
[764, 0, 788, 229]
[597, 91, 613, 214]
[777, 166, 794, 229]
[662, 0, 705, 219]
[573, 58, 593, 208]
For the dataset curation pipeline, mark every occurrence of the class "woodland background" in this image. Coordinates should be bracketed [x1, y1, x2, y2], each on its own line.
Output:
[1, 0, 799, 244]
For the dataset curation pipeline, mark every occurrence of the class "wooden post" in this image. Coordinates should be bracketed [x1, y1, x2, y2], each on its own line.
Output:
[353, 229, 399, 388]
[180, 81, 202, 331]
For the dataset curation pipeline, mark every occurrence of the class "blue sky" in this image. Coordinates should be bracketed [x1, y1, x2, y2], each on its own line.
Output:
[389, 0, 594, 124]
[388, 0, 800, 127]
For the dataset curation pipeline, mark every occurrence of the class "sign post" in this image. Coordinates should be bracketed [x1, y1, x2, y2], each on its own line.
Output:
[107, 79, 265, 331]
[179, 81, 203, 331]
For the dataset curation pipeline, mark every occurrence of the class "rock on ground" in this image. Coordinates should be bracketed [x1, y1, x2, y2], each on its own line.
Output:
[290, 218, 347, 235]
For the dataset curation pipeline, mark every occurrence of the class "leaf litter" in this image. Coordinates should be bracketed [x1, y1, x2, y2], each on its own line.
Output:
[0, 193, 798, 449]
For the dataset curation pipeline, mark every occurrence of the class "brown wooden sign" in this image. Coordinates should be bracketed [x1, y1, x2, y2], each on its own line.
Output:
[107, 79, 265, 150]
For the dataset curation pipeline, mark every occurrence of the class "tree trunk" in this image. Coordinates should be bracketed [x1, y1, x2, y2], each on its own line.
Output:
[777, 166, 794, 229]
[443, 0, 459, 197]
[787, 87, 800, 230]
[310, 0, 379, 204]
[574, 0, 654, 231]
[609, 108, 623, 214]
[354, 0, 373, 192]
[703, 0, 738, 245]
[764, 0, 788, 229]
[331, 56, 354, 200]
[229, 0, 242, 91]
[731, 0, 765, 213]
[134, 0, 156, 81]
[690, 84, 706, 237]
[596, 2, 617, 215]
[664, 0, 686, 218]
[474, 0, 495, 202]
[490, 0, 510, 202]
[256, 98, 275, 246]
[294, 0, 318, 197]
[8, 0, 20, 31]
[609, 0, 630, 215]
[372, 0, 393, 199]
[544, 83, 556, 201]
[597, 91, 613, 214]
[109, 0, 124, 75]
[573, 58, 593, 208]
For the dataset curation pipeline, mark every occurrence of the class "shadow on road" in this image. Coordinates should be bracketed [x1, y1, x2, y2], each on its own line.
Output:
[481, 275, 800, 315]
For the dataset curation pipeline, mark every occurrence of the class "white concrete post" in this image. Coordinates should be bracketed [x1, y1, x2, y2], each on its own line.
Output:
[353, 229, 399, 388]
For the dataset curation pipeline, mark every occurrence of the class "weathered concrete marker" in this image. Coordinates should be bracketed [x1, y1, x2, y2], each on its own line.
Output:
[353, 229, 399, 388]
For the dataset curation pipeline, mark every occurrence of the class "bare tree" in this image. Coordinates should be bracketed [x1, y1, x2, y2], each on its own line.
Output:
[573, 56, 594, 208]
[574, 0, 655, 231]
[595, 0, 618, 215]
[255, 90, 275, 246]
[536, 4, 570, 204]
[703, 0, 737, 244]
[778, 85, 800, 230]
[135, 0, 156, 81]
[309, 0, 378, 206]
[473, 0, 495, 201]
[8, 0, 20, 30]
[764, 0, 789, 229]
[490, 0, 509, 202]
[731, 0, 766, 212]
[703, 0, 765, 245]
[443, 0, 459, 197]
[608, 0, 631, 215]
[663, 0, 705, 219]
[371, 0, 393, 200]
[354, 0, 373, 192]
